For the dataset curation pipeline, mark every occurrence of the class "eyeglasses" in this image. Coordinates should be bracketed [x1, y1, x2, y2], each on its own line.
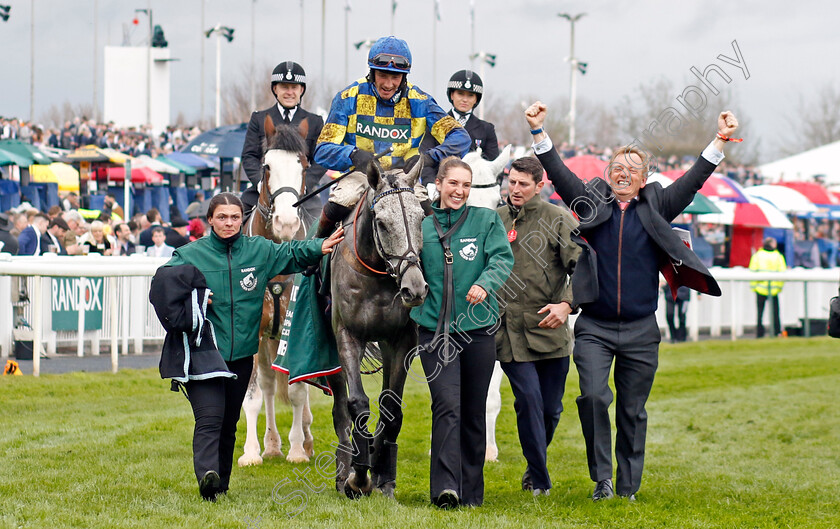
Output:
[370, 53, 411, 71]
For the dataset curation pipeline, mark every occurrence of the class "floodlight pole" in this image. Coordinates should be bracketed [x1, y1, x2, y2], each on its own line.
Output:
[558, 12, 585, 147]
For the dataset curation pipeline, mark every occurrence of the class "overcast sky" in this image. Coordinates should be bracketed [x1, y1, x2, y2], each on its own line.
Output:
[1, 0, 837, 163]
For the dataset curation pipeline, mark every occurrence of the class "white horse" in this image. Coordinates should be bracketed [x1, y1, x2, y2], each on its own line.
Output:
[464, 144, 511, 462]
[238, 118, 315, 466]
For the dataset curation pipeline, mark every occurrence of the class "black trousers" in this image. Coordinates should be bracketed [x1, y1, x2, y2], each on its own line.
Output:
[501, 356, 570, 490]
[573, 314, 660, 496]
[664, 297, 688, 342]
[756, 293, 781, 338]
[418, 327, 496, 506]
[184, 356, 253, 490]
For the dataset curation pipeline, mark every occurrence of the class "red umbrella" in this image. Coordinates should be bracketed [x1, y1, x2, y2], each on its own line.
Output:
[776, 181, 840, 206]
[99, 166, 164, 184]
[564, 155, 609, 182]
[663, 170, 749, 202]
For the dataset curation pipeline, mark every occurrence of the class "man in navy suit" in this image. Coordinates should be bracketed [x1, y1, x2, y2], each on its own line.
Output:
[240, 61, 326, 224]
[17, 213, 49, 255]
[40, 217, 70, 255]
[525, 101, 739, 501]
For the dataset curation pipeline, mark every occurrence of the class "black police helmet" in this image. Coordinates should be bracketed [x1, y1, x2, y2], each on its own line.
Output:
[446, 70, 484, 108]
[270, 61, 307, 99]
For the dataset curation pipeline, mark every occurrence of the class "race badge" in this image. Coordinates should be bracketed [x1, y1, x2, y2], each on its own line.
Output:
[356, 119, 411, 144]
[459, 242, 478, 261]
[507, 229, 517, 242]
[240, 272, 257, 292]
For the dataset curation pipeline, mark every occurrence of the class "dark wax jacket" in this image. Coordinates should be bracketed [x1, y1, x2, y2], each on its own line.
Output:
[537, 147, 722, 322]
[410, 203, 514, 333]
[165, 231, 324, 362]
[241, 104, 327, 188]
[495, 196, 580, 361]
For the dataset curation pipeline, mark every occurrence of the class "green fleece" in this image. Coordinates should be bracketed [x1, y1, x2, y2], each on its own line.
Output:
[165, 231, 324, 362]
[410, 203, 514, 333]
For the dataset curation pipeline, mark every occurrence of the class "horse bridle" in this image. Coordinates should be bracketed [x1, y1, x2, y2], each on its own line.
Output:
[367, 187, 422, 281]
[255, 157, 306, 221]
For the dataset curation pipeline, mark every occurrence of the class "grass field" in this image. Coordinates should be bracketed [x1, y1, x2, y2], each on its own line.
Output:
[1, 337, 839, 529]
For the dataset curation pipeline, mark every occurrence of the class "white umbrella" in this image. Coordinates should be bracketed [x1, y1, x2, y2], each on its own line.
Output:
[697, 197, 793, 229]
[745, 185, 817, 214]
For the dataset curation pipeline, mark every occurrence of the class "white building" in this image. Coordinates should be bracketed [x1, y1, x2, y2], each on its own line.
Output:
[103, 46, 171, 132]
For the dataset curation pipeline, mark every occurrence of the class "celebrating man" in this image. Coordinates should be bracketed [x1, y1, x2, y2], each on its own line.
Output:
[525, 101, 738, 501]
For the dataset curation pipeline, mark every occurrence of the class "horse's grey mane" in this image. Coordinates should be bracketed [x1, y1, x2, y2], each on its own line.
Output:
[264, 124, 307, 156]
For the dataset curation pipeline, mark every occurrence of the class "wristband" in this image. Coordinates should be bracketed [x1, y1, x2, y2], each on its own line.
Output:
[716, 132, 743, 143]
[530, 128, 544, 135]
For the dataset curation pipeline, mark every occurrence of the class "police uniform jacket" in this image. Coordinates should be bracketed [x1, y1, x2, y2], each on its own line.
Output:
[421, 110, 500, 161]
[241, 104, 326, 188]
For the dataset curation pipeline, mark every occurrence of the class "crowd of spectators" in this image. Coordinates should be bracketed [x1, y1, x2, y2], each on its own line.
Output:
[1, 116, 201, 157]
[0, 192, 208, 258]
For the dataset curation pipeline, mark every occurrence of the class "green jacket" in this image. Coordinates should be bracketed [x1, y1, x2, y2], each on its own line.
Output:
[165, 232, 324, 362]
[495, 196, 580, 362]
[410, 203, 514, 333]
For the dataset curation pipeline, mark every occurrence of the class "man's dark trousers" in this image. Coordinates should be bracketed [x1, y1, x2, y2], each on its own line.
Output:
[755, 293, 781, 337]
[573, 313, 660, 496]
[501, 356, 570, 490]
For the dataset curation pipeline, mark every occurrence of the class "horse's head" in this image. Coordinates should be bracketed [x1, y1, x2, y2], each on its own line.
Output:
[463, 144, 512, 209]
[365, 159, 428, 307]
[260, 115, 309, 241]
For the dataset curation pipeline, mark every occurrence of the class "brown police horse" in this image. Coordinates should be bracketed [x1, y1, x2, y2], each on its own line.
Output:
[238, 116, 316, 466]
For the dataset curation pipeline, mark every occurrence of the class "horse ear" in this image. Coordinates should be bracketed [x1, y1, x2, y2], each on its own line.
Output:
[264, 115, 276, 139]
[366, 159, 382, 189]
[297, 118, 309, 140]
[405, 154, 422, 187]
[490, 144, 512, 177]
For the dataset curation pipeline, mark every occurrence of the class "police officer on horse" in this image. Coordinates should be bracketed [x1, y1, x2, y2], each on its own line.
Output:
[421, 69, 500, 168]
[241, 61, 327, 223]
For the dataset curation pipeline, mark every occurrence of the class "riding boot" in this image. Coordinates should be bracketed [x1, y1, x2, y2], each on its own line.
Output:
[373, 441, 398, 487]
[314, 202, 352, 239]
[419, 199, 433, 216]
[303, 204, 352, 277]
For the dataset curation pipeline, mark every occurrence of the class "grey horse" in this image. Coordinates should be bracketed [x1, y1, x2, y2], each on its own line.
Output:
[324, 160, 428, 499]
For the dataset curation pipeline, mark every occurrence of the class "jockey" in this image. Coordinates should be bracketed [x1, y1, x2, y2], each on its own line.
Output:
[420, 69, 500, 166]
[240, 61, 326, 223]
[312, 36, 470, 238]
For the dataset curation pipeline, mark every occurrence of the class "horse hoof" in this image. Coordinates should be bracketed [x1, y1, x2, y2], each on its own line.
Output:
[343, 477, 363, 500]
[343, 471, 372, 499]
[262, 448, 284, 459]
[303, 438, 315, 457]
[485, 445, 498, 462]
[377, 481, 396, 499]
[237, 453, 264, 467]
[285, 447, 310, 463]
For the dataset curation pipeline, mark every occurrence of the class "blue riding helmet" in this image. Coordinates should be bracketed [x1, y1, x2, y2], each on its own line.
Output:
[368, 36, 412, 74]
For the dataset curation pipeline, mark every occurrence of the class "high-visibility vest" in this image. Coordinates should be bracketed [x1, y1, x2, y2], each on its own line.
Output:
[749, 249, 786, 296]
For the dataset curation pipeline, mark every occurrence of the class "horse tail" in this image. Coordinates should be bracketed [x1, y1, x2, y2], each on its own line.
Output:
[361, 342, 384, 375]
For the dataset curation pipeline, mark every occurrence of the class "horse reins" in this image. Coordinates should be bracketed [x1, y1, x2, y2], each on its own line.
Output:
[255, 155, 307, 221]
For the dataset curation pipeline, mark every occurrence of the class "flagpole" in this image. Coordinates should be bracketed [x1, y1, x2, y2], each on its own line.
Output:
[432, 2, 437, 94]
[469, 0, 475, 69]
[344, 1, 350, 81]
[390, 0, 396, 34]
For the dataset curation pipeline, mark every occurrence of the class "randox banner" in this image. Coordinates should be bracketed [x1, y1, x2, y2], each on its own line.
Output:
[51, 277, 104, 331]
